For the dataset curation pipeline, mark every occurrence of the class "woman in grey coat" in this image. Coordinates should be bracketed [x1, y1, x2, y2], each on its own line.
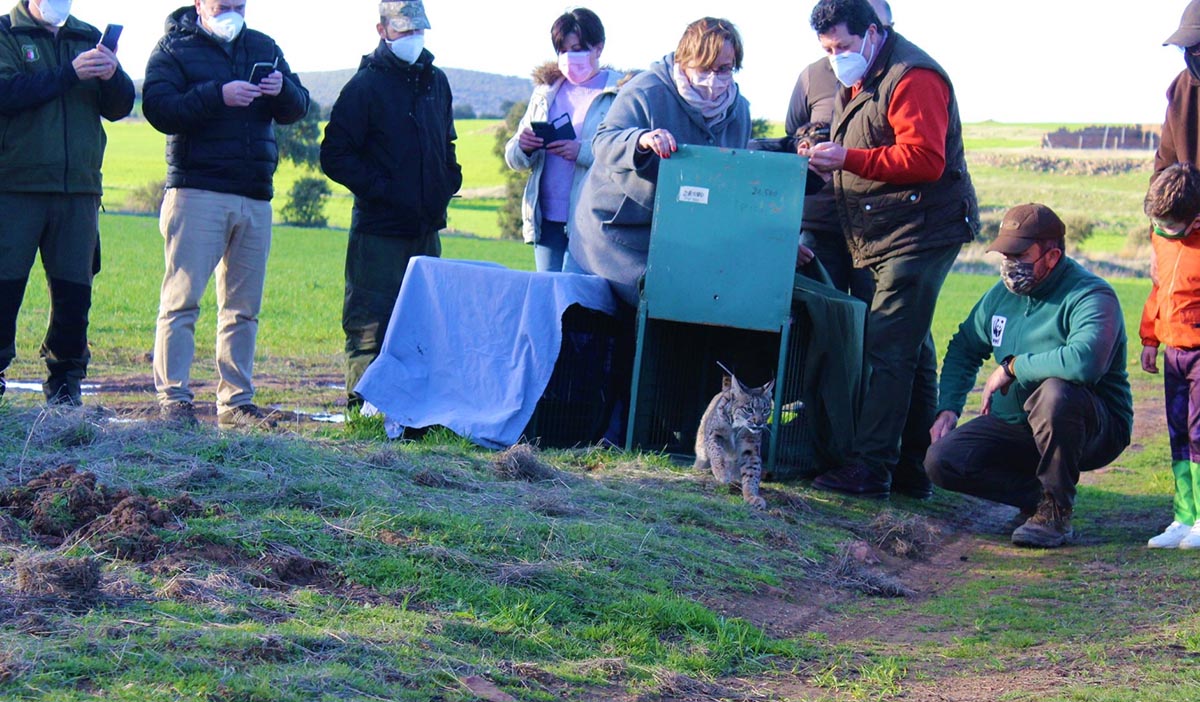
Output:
[568, 17, 753, 306]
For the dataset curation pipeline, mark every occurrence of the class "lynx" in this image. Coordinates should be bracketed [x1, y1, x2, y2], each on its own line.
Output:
[694, 369, 774, 510]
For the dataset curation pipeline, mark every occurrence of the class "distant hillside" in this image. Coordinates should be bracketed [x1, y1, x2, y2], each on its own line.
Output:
[133, 67, 533, 120]
[297, 66, 532, 119]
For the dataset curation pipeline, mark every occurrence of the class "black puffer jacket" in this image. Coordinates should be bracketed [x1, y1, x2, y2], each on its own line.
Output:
[320, 42, 462, 238]
[142, 6, 309, 201]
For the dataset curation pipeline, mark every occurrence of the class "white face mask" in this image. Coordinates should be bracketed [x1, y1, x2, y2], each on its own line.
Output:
[686, 69, 734, 102]
[205, 11, 245, 43]
[388, 34, 425, 64]
[35, 0, 73, 27]
[828, 32, 874, 88]
[558, 50, 598, 85]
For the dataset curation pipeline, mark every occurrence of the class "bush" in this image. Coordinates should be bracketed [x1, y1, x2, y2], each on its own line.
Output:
[494, 100, 528, 241]
[1062, 214, 1096, 246]
[126, 179, 166, 214]
[279, 176, 331, 228]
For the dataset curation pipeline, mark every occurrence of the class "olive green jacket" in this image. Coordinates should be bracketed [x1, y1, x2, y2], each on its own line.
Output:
[0, 3, 134, 195]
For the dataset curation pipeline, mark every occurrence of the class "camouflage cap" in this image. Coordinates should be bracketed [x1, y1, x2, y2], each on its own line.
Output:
[380, 1, 431, 32]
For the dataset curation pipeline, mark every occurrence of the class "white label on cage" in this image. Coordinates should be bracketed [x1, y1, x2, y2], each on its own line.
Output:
[678, 186, 710, 205]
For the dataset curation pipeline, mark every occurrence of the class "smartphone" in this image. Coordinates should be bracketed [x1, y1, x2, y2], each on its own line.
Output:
[248, 59, 277, 85]
[99, 24, 122, 52]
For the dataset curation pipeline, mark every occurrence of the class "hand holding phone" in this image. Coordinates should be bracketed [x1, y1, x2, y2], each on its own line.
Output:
[248, 58, 279, 85]
[529, 113, 576, 148]
[99, 24, 122, 53]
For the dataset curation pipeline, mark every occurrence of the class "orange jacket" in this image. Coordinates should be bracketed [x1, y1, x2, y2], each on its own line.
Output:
[1141, 231, 1200, 350]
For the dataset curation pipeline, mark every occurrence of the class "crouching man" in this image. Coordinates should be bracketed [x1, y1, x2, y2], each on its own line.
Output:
[925, 203, 1132, 548]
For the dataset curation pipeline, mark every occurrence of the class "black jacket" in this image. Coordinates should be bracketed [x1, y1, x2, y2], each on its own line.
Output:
[320, 42, 462, 238]
[141, 6, 309, 201]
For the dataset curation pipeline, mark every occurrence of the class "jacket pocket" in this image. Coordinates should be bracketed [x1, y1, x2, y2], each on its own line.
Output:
[601, 196, 653, 251]
[857, 189, 925, 241]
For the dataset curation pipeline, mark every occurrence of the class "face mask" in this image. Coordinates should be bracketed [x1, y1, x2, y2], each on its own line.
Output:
[1153, 217, 1198, 239]
[35, 0, 72, 27]
[389, 34, 425, 64]
[1186, 51, 1200, 83]
[205, 11, 244, 43]
[1000, 257, 1042, 295]
[828, 32, 873, 88]
[558, 50, 598, 85]
[686, 69, 734, 102]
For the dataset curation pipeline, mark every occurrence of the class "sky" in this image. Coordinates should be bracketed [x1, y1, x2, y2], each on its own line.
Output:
[65, 0, 1189, 124]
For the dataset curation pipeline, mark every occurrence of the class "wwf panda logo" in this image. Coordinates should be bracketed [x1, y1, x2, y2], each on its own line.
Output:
[991, 315, 1007, 347]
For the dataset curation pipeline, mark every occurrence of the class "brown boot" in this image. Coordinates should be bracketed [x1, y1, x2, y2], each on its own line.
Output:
[1011, 493, 1073, 548]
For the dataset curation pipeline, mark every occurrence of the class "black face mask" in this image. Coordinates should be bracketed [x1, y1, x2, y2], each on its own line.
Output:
[1187, 51, 1200, 82]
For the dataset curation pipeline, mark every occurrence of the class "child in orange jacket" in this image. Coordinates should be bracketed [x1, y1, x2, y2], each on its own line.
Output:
[1141, 162, 1200, 548]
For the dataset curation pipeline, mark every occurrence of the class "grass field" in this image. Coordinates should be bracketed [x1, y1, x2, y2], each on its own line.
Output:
[99, 119, 1159, 251]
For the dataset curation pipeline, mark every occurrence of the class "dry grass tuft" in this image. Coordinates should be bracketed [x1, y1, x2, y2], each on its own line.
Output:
[575, 657, 628, 679]
[870, 510, 942, 560]
[825, 546, 914, 598]
[652, 670, 730, 700]
[493, 562, 556, 587]
[14, 552, 101, 599]
[491, 444, 562, 483]
[528, 494, 584, 517]
[0, 511, 21, 544]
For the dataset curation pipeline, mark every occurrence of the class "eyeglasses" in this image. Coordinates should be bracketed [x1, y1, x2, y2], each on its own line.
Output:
[1152, 217, 1200, 238]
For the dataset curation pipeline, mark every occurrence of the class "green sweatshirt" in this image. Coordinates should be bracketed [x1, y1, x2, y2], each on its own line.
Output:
[936, 257, 1133, 438]
[0, 3, 135, 194]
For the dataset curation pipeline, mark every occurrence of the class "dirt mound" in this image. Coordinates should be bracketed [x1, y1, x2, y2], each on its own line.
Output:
[492, 444, 562, 482]
[0, 465, 204, 560]
[79, 494, 205, 562]
[0, 464, 126, 538]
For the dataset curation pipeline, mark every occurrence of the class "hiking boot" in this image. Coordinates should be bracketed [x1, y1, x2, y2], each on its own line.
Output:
[1006, 507, 1036, 532]
[1011, 493, 1073, 548]
[891, 462, 934, 500]
[160, 400, 198, 426]
[1177, 523, 1200, 550]
[812, 464, 890, 499]
[217, 403, 278, 429]
[1148, 521, 1192, 549]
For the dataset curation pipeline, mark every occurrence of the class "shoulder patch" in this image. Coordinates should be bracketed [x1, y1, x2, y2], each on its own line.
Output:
[21, 44, 39, 63]
[990, 315, 1007, 347]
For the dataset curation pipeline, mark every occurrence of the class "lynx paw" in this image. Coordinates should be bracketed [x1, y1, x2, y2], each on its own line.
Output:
[744, 494, 767, 510]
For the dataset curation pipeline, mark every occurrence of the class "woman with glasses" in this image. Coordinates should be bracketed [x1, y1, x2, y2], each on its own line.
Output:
[567, 16, 752, 306]
[504, 8, 624, 272]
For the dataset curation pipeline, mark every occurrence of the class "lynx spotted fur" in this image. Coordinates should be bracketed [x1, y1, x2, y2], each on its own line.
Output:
[694, 371, 775, 510]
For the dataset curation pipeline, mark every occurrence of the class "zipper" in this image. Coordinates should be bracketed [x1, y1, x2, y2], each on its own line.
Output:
[58, 32, 70, 192]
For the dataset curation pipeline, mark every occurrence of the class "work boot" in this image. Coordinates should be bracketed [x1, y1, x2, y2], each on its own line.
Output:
[1011, 492, 1073, 548]
[217, 403, 278, 430]
[160, 400, 198, 426]
[44, 377, 83, 407]
[891, 461, 934, 500]
[1006, 507, 1037, 532]
[812, 464, 890, 499]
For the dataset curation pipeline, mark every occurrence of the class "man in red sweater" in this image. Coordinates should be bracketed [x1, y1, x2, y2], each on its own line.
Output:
[801, 0, 979, 499]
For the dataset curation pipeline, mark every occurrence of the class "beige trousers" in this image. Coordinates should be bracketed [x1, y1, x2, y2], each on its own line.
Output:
[153, 188, 272, 412]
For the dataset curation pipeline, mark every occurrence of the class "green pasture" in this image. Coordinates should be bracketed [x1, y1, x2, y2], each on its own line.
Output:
[99, 119, 1159, 255]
